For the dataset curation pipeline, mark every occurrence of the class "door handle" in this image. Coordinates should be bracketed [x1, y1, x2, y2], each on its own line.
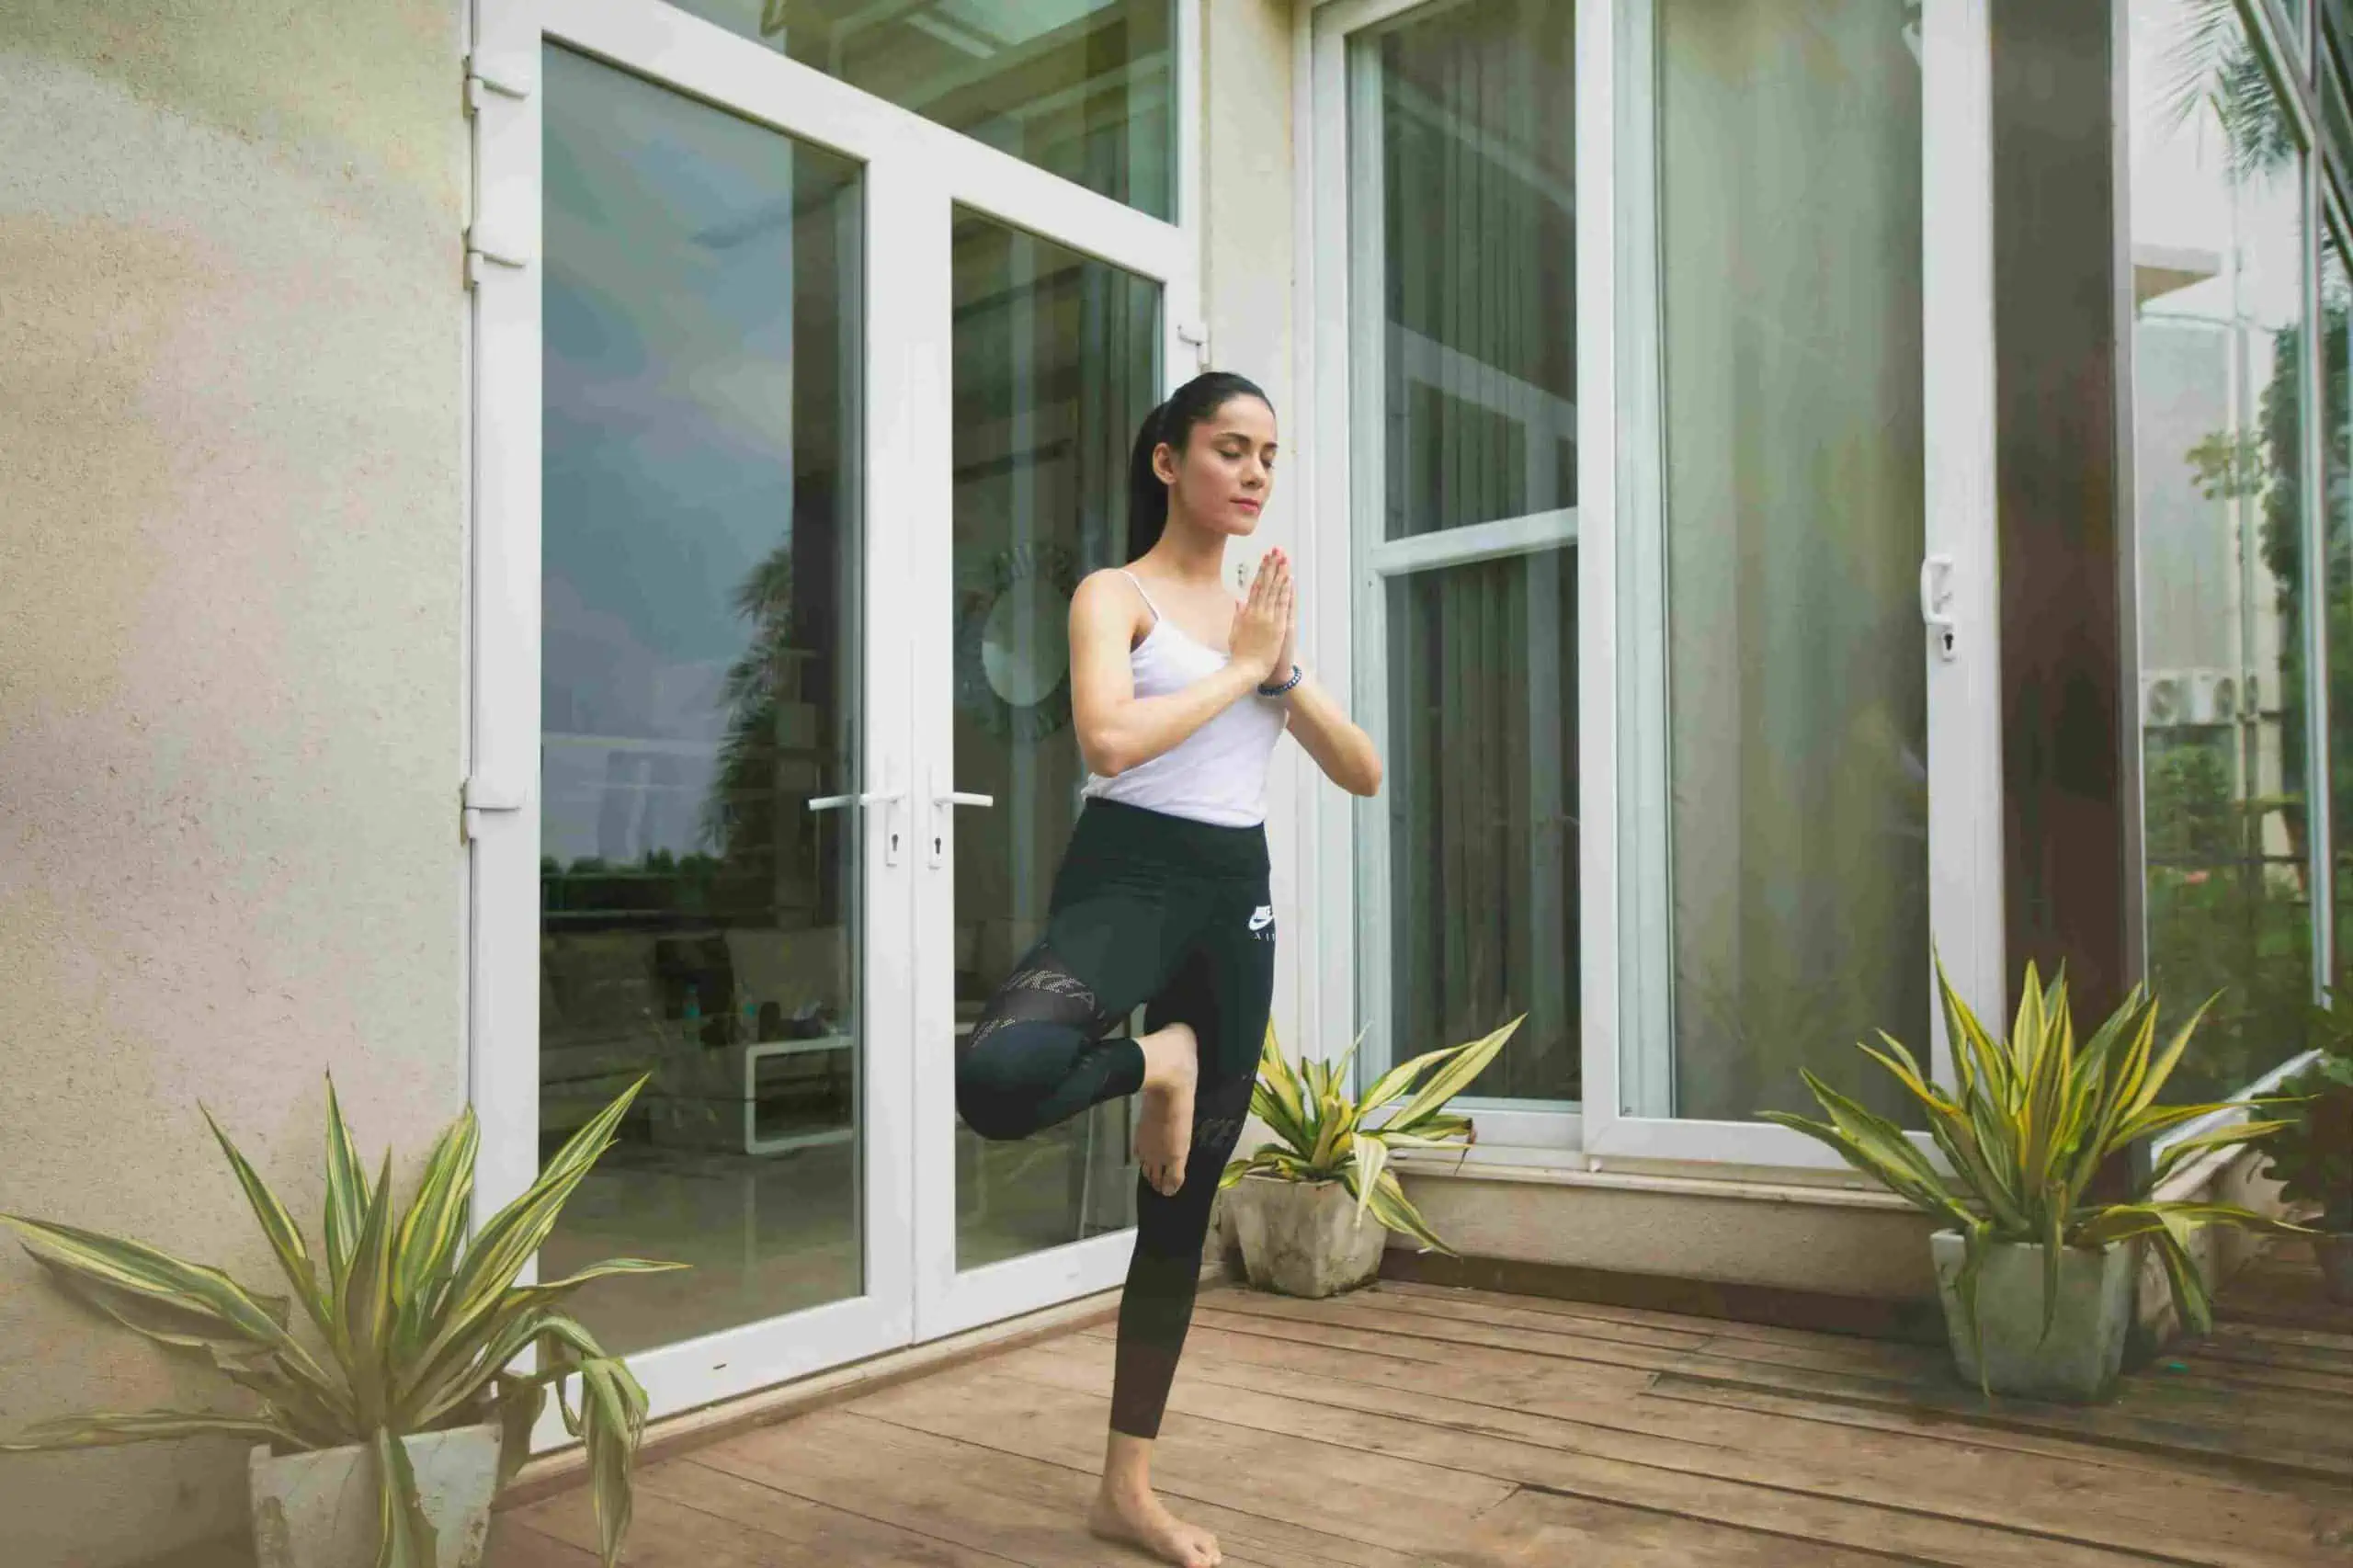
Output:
[1919, 553, 1958, 662]
[807, 774, 906, 865]
[928, 769, 995, 868]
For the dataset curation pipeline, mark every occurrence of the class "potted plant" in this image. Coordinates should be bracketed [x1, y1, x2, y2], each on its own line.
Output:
[2, 1077, 680, 1568]
[1764, 962, 2298, 1403]
[2261, 1020, 2353, 1303]
[1218, 1017, 1520, 1298]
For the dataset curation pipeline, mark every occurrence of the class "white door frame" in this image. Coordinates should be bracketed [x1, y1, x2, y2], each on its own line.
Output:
[1296, 0, 2004, 1172]
[467, 0, 1200, 1430]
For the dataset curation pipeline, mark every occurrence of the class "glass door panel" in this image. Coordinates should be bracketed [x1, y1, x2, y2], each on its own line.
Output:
[536, 42, 869, 1353]
[1642, 0, 1929, 1129]
[946, 207, 1161, 1278]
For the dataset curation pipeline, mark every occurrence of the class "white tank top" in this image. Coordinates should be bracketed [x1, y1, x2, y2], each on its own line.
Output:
[1082, 571, 1288, 828]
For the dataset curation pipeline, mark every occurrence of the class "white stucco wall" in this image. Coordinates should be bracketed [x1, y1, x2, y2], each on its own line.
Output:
[0, 3, 471, 1562]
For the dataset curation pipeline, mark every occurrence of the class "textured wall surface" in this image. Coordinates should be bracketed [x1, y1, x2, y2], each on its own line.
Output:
[0, 3, 470, 1562]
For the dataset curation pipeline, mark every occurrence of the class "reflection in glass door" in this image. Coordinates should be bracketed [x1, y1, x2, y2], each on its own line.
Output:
[534, 44, 868, 1355]
[947, 209, 1162, 1273]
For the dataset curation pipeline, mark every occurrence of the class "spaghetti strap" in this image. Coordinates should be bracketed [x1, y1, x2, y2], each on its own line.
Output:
[1117, 568, 1163, 623]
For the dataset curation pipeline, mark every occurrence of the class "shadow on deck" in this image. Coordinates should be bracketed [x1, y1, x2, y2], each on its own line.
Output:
[492, 1241, 2353, 1566]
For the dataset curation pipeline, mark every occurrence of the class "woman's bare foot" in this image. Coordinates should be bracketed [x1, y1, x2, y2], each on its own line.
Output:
[1088, 1481, 1222, 1568]
[1134, 1023, 1199, 1197]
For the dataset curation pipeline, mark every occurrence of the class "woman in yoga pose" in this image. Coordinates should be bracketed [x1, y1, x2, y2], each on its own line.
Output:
[955, 370, 1381, 1568]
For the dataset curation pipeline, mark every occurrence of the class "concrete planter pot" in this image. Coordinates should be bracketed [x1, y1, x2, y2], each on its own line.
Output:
[1930, 1231, 2138, 1403]
[2316, 1233, 2353, 1305]
[251, 1424, 503, 1568]
[1225, 1175, 1388, 1299]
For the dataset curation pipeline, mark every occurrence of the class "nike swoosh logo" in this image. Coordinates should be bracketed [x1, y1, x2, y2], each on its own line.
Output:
[1249, 907, 1275, 931]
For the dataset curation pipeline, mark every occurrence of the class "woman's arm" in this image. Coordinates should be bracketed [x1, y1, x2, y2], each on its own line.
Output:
[1279, 671, 1382, 797]
[1069, 566, 1289, 778]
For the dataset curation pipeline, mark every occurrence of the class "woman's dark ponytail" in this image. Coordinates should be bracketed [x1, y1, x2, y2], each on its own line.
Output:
[1124, 369, 1273, 562]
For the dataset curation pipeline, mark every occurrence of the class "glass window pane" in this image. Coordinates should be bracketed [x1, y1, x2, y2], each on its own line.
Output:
[1350, 0, 1580, 1106]
[538, 45, 865, 1353]
[1359, 0, 1577, 541]
[1647, 0, 1928, 1127]
[664, 0, 1175, 221]
[2128, 0, 2315, 1105]
[1387, 552, 1580, 1100]
[950, 209, 1160, 1268]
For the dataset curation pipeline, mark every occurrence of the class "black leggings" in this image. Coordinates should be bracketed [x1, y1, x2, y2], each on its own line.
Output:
[956, 798, 1274, 1439]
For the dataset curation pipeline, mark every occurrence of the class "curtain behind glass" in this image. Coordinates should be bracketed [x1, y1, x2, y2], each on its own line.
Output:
[1380, 1, 1577, 540]
[1656, 0, 1928, 1125]
[1362, 0, 1580, 1102]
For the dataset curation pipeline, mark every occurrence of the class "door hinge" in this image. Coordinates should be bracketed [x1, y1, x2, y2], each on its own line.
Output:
[464, 54, 536, 114]
[461, 777, 528, 842]
[464, 229, 530, 289]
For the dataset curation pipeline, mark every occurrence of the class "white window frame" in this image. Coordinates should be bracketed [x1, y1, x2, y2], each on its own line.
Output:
[1297, 0, 2005, 1172]
[466, 0, 1202, 1440]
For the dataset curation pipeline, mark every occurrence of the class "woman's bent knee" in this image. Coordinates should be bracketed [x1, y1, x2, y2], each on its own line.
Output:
[956, 1050, 1039, 1142]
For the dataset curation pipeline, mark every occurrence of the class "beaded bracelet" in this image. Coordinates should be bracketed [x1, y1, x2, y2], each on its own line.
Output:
[1258, 664, 1304, 698]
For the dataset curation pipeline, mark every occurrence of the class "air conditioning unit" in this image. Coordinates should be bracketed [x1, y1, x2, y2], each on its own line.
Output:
[2193, 669, 2240, 725]
[2143, 667, 2248, 728]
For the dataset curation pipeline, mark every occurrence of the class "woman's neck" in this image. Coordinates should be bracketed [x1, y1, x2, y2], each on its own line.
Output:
[1143, 516, 1228, 586]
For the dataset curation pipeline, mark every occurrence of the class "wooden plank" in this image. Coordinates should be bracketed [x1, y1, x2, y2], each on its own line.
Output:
[483, 1519, 599, 1568]
[2152, 1353, 2353, 1404]
[2191, 1329, 2353, 1378]
[512, 1468, 1021, 1566]
[1205, 1284, 1693, 1374]
[844, 1362, 1514, 1559]
[1643, 1374, 2353, 1514]
[1674, 1342, 2353, 1459]
[2215, 1245, 2353, 1335]
[702, 1405, 1409, 1568]
[1439, 1487, 1923, 1568]
[1218, 1283, 2353, 1464]
[1190, 1302, 1665, 1404]
[1096, 1322, 2353, 1568]
[998, 1339, 2163, 1568]
[1377, 1246, 1948, 1345]
[2209, 1317, 2353, 1358]
[1654, 1359, 2353, 1484]
[1347, 1283, 1720, 1352]
[1372, 1278, 1930, 1356]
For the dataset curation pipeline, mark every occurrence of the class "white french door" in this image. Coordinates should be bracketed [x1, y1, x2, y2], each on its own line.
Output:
[467, 0, 1197, 1431]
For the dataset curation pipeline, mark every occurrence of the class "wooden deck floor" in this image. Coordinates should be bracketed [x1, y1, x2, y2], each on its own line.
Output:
[493, 1243, 2353, 1567]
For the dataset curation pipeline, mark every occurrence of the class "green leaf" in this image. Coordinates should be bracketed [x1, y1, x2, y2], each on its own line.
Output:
[1256, 1027, 1308, 1135]
[1358, 1045, 1455, 1118]
[342, 1153, 402, 1429]
[492, 1372, 548, 1490]
[1358, 1168, 1452, 1256]
[1386, 1017, 1523, 1133]
[1348, 1137, 1390, 1231]
[323, 1076, 369, 1303]
[370, 1427, 439, 1568]
[0, 1216, 343, 1403]
[0, 1408, 304, 1453]
[393, 1110, 480, 1319]
[533, 1317, 650, 1568]
[426, 1079, 647, 1355]
[202, 1108, 334, 1344]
